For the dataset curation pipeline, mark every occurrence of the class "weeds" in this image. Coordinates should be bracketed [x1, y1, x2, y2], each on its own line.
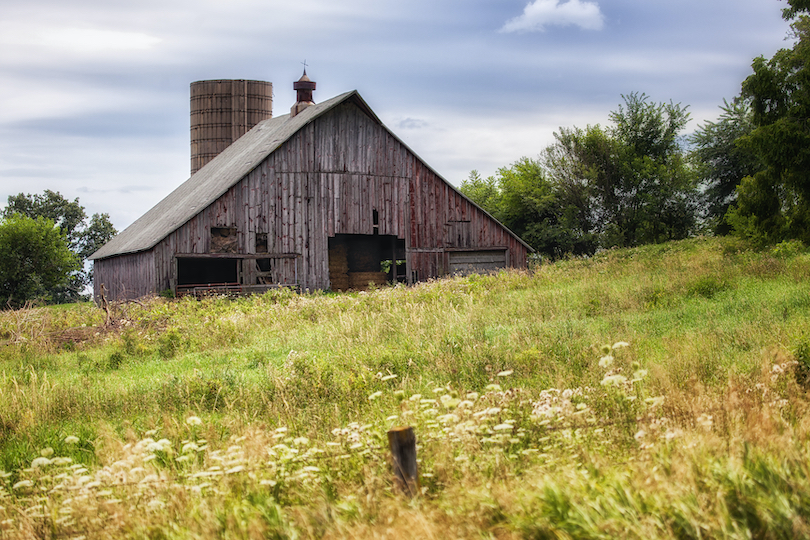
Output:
[0, 237, 809, 538]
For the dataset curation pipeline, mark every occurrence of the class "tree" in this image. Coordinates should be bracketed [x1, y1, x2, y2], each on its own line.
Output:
[461, 158, 597, 258]
[459, 171, 500, 217]
[0, 215, 79, 307]
[2, 191, 117, 301]
[689, 98, 762, 235]
[544, 93, 698, 248]
[728, 2, 810, 244]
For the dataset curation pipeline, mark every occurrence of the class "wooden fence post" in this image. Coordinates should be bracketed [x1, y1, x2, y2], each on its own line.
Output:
[387, 426, 419, 496]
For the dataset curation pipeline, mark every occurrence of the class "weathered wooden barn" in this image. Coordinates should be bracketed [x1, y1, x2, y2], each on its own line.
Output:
[90, 74, 531, 301]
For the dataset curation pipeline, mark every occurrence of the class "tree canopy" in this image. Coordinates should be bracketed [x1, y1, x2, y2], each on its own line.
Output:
[0, 214, 79, 307]
[461, 93, 698, 258]
[724, 3, 810, 244]
[2, 191, 116, 302]
[688, 98, 763, 235]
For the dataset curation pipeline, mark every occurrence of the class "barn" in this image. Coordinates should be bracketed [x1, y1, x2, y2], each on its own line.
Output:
[90, 74, 531, 301]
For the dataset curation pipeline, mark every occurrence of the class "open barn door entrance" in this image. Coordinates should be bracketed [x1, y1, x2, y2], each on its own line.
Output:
[328, 234, 405, 291]
[176, 257, 239, 287]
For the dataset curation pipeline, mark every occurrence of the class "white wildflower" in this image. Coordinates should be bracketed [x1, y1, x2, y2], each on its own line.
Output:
[31, 457, 51, 469]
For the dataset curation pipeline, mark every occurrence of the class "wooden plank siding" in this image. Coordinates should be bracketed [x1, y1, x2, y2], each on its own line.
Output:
[94, 250, 156, 301]
[94, 98, 528, 300]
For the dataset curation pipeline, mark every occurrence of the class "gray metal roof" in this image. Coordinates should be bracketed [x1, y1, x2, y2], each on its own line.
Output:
[90, 91, 365, 260]
[91, 90, 531, 260]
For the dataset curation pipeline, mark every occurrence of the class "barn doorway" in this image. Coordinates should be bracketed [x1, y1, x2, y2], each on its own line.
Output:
[328, 234, 405, 291]
[177, 257, 239, 287]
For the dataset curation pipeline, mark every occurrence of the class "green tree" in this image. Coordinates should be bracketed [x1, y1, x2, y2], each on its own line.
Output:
[729, 4, 810, 244]
[0, 215, 80, 307]
[459, 170, 500, 217]
[689, 98, 762, 235]
[461, 158, 597, 258]
[544, 93, 698, 248]
[2, 191, 117, 301]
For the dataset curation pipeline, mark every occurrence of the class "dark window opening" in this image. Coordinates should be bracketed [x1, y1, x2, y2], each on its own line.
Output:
[372, 209, 379, 235]
[255, 233, 268, 253]
[211, 226, 238, 253]
[177, 258, 238, 286]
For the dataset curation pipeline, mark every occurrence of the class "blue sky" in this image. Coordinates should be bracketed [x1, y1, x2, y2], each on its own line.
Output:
[0, 0, 792, 230]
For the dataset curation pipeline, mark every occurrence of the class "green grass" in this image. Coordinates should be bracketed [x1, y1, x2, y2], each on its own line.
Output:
[1, 236, 810, 538]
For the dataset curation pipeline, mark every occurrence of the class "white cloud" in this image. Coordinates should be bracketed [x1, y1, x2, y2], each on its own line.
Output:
[501, 0, 604, 32]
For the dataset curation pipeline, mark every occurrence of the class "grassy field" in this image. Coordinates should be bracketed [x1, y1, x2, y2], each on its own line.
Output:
[1, 236, 810, 539]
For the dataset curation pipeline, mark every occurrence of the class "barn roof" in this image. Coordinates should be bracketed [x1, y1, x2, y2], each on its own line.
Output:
[91, 90, 530, 260]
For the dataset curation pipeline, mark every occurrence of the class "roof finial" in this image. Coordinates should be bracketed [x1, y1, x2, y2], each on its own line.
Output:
[301, 59, 308, 76]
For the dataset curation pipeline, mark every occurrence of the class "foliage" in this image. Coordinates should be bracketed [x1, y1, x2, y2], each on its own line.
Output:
[0, 214, 80, 307]
[729, 6, 810, 245]
[2, 190, 116, 302]
[689, 98, 763, 234]
[544, 93, 698, 249]
[463, 94, 699, 258]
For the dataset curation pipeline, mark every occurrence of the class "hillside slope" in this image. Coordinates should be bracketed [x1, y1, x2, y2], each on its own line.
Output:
[1, 237, 810, 538]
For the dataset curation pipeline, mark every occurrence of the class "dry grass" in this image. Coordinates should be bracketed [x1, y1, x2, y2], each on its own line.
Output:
[1, 237, 810, 538]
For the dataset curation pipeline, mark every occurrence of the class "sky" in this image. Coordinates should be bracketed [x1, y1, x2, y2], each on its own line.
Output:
[0, 0, 794, 231]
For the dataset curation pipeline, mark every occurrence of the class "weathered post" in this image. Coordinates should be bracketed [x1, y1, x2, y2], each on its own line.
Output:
[387, 426, 419, 496]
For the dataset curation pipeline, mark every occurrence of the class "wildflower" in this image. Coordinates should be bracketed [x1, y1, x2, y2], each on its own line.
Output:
[64, 436, 80, 445]
[612, 341, 630, 349]
[598, 355, 614, 368]
[632, 369, 648, 381]
[294, 437, 309, 446]
[493, 423, 513, 431]
[13, 480, 33, 490]
[466, 392, 479, 401]
[31, 457, 51, 468]
[368, 391, 383, 401]
[381, 374, 397, 381]
[485, 384, 502, 392]
[186, 416, 202, 426]
[409, 394, 422, 402]
[497, 370, 513, 377]
[181, 442, 199, 453]
[601, 374, 627, 387]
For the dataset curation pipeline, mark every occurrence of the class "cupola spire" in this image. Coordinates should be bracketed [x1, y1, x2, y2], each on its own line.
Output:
[290, 68, 316, 117]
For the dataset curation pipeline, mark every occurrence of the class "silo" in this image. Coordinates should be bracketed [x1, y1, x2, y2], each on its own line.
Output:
[190, 79, 273, 175]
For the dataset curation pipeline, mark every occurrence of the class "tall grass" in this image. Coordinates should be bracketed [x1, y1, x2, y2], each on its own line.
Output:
[1, 236, 810, 538]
